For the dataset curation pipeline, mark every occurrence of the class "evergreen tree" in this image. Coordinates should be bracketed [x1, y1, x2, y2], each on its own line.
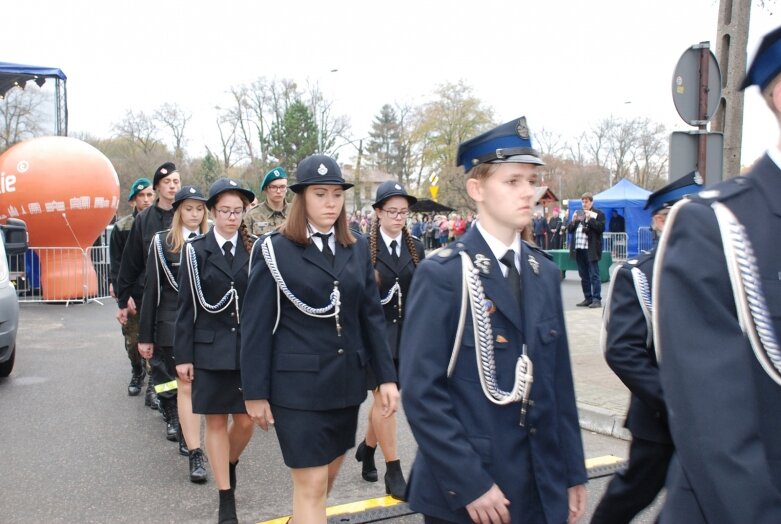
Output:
[270, 100, 319, 170]
[366, 104, 401, 176]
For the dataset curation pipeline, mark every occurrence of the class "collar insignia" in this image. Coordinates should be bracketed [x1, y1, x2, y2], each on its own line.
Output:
[474, 253, 491, 274]
[527, 254, 540, 275]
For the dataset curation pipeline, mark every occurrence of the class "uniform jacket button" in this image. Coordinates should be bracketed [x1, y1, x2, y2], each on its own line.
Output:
[231, 327, 236, 332]
[529, 427, 537, 435]
[337, 348, 344, 355]
[549, 329, 557, 337]
[230, 312, 235, 317]
[447, 490, 457, 496]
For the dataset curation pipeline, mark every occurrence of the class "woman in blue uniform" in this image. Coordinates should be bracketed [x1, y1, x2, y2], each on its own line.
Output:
[138, 185, 209, 483]
[174, 178, 256, 524]
[241, 154, 400, 524]
[354, 181, 424, 500]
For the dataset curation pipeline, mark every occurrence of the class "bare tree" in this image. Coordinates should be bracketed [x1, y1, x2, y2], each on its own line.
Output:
[536, 127, 565, 157]
[153, 103, 191, 162]
[307, 80, 350, 156]
[0, 86, 47, 151]
[214, 110, 241, 170]
[112, 110, 161, 155]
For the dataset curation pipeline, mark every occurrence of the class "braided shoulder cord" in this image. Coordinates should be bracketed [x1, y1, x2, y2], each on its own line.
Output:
[712, 202, 781, 386]
[155, 233, 178, 293]
[260, 236, 342, 335]
[185, 242, 240, 322]
[460, 252, 533, 406]
[631, 267, 653, 347]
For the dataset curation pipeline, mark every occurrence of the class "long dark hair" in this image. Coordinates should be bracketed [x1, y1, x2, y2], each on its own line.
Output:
[369, 216, 421, 267]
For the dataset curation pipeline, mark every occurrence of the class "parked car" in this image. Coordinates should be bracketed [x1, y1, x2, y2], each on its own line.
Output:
[0, 218, 28, 377]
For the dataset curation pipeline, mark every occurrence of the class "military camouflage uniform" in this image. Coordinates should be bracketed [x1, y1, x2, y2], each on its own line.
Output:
[243, 201, 288, 236]
[110, 213, 143, 367]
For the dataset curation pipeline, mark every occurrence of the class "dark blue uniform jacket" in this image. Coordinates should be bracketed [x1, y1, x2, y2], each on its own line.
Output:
[240, 232, 397, 411]
[657, 154, 781, 523]
[400, 226, 587, 524]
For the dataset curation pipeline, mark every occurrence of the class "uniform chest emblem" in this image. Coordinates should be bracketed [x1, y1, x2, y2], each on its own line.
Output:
[527, 255, 540, 274]
[483, 299, 496, 314]
[473, 254, 491, 274]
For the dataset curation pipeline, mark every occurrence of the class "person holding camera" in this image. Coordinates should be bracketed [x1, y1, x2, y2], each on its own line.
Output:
[568, 193, 605, 308]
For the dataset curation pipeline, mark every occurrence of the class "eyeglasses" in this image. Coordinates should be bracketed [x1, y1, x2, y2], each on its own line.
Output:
[382, 209, 410, 219]
[216, 208, 244, 218]
[267, 185, 288, 193]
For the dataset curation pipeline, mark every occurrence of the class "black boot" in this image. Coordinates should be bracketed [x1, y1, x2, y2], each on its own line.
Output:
[127, 364, 144, 396]
[229, 460, 238, 491]
[384, 460, 407, 501]
[145, 380, 159, 410]
[218, 488, 238, 524]
[188, 448, 208, 484]
[177, 423, 189, 456]
[355, 440, 378, 482]
[160, 398, 179, 442]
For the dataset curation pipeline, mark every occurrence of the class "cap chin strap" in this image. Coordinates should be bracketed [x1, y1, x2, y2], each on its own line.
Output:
[712, 202, 781, 386]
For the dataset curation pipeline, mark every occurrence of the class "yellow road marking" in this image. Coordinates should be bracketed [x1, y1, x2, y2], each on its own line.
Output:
[586, 454, 625, 469]
[257, 495, 402, 524]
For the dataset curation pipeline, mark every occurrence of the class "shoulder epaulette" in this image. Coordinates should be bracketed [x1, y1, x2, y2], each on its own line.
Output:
[427, 241, 467, 263]
[622, 248, 655, 269]
[690, 176, 751, 204]
[522, 240, 552, 260]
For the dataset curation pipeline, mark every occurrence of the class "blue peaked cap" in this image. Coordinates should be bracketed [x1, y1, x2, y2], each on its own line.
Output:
[644, 171, 702, 214]
[456, 117, 544, 172]
[741, 25, 781, 90]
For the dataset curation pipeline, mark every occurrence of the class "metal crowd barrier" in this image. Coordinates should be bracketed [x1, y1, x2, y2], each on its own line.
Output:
[9, 245, 111, 304]
[602, 232, 628, 262]
[637, 227, 655, 253]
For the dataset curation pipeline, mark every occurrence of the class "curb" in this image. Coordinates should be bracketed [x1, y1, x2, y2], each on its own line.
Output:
[577, 402, 631, 441]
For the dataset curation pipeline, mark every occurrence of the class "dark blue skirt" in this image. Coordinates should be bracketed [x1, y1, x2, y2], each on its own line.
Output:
[191, 369, 246, 415]
[271, 403, 360, 468]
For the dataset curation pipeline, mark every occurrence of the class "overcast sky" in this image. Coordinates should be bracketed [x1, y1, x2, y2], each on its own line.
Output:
[3, 0, 779, 170]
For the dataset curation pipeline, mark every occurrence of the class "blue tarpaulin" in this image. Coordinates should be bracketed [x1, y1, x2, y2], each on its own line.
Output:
[568, 178, 652, 257]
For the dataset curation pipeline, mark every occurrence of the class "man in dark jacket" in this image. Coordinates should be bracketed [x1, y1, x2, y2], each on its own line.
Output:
[116, 162, 180, 405]
[591, 172, 700, 523]
[109, 178, 154, 396]
[568, 192, 605, 308]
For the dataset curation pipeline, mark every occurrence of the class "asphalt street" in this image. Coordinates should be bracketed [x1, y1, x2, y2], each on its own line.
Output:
[0, 275, 663, 523]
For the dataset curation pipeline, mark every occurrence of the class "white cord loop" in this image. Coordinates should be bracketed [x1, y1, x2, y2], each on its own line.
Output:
[185, 243, 240, 323]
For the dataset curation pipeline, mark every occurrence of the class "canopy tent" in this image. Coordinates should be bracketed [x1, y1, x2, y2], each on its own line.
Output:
[568, 178, 652, 256]
[0, 61, 68, 135]
[410, 198, 455, 214]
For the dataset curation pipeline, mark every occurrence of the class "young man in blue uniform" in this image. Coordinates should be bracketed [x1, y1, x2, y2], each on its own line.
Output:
[654, 26, 781, 523]
[591, 172, 701, 524]
[400, 117, 587, 524]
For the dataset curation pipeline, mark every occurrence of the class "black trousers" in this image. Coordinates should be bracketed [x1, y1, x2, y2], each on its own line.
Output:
[590, 436, 674, 524]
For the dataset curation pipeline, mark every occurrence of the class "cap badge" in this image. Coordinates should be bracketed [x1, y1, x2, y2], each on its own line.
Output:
[317, 163, 328, 175]
[274, 170, 280, 177]
[229, 180, 238, 186]
[138, 184, 145, 190]
[189, 187, 196, 194]
[474, 253, 491, 275]
[527, 254, 540, 275]
[160, 168, 168, 175]
[516, 117, 529, 139]
[394, 184, 402, 190]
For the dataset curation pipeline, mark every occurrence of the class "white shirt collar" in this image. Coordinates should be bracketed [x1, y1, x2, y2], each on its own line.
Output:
[182, 227, 198, 240]
[307, 223, 336, 252]
[212, 229, 238, 255]
[475, 221, 521, 276]
[379, 228, 402, 256]
[766, 146, 781, 170]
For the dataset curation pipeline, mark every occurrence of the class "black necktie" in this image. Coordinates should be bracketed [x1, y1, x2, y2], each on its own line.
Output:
[222, 240, 234, 267]
[314, 233, 334, 266]
[500, 249, 522, 307]
[188, 232, 197, 239]
[390, 240, 399, 264]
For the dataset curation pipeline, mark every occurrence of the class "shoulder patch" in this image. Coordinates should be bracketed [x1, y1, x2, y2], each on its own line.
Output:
[427, 242, 466, 263]
[691, 176, 751, 204]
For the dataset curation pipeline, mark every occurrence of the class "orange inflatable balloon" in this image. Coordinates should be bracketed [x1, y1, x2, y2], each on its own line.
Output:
[0, 136, 120, 300]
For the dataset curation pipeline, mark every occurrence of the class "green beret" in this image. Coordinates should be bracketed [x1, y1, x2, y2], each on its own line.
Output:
[128, 178, 152, 202]
[260, 167, 288, 191]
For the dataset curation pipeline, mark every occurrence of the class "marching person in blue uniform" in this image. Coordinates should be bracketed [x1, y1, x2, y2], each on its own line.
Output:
[354, 181, 425, 499]
[400, 117, 587, 524]
[174, 178, 256, 524]
[138, 185, 209, 482]
[654, 26, 781, 523]
[590, 172, 700, 523]
[240, 154, 400, 524]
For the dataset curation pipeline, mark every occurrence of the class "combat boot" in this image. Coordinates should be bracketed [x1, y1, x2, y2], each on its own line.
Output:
[188, 448, 208, 484]
[161, 398, 179, 442]
[127, 364, 145, 396]
[177, 424, 189, 456]
[145, 380, 159, 410]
